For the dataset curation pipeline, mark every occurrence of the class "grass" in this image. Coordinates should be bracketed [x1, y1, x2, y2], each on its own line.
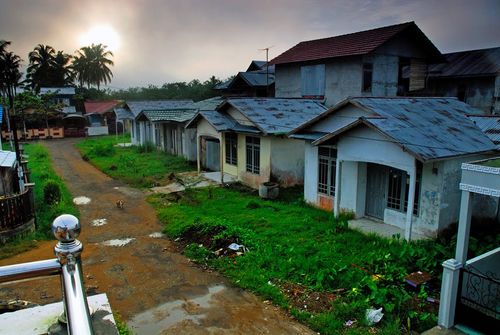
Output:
[76, 135, 195, 188]
[148, 186, 456, 334]
[0, 143, 78, 259]
[481, 157, 500, 167]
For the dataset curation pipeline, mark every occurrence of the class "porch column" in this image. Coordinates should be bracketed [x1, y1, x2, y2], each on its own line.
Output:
[334, 160, 342, 216]
[438, 258, 462, 328]
[220, 134, 224, 185]
[404, 164, 416, 241]
[455, 190, 473, 264]
[196, 135, 201, 174]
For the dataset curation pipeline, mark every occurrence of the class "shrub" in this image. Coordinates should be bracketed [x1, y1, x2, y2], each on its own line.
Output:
[91, 143, 116, 157]
[43, 180, 61, 205]
[136, 141, 156, 153]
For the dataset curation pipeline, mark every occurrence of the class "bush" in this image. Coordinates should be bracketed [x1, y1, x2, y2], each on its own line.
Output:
[43, 180, 61, 205]
[136, 141, 155, 153]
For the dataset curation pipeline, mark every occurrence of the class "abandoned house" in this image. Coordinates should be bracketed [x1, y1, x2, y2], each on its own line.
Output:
[214, 60, 275, 97]
[290, 97, 498, 239]
[186, 98, 326, 188]
[270, 21, 444, 107]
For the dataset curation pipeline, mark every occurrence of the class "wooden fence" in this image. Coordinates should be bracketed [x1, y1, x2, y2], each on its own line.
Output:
[0, 188, 35, 232]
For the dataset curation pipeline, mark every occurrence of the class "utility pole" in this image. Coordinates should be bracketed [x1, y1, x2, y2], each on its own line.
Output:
[259, 46, 273, 97]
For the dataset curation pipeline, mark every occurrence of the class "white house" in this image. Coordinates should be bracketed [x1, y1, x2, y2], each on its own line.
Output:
[124, 100, 194, 146]
[186, 98, 327, 188]
[290, 97, 498, 240]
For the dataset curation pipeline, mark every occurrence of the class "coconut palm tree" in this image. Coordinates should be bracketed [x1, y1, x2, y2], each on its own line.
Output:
[73, 43, 114, 91]
[26, 44, 57, 92]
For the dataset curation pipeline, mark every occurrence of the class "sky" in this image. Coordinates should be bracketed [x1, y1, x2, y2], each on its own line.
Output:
[1, 0, 499, 89]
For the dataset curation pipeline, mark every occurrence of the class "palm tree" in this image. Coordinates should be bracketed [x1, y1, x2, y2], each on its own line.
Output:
[53, 51, 73, 86]
[26, 44, 57, 92]
[73, 43, 114, 91]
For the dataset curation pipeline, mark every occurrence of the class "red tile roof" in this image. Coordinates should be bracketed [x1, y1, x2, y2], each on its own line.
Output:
[271, 22, 419, 65]
[84, 100, 121, 114]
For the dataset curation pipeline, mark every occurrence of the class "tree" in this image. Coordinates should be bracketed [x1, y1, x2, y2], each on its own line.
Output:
[73, 43, 114, 91]
[25, 44, 73, 92]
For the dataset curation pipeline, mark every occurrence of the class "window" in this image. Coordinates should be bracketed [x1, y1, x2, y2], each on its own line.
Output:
[301, 64, 325, 98]
[387, 164, 422, 215]
[317, 147, 337, 196]
[246, 136, 260, 174]
[225, 133, 237, 165]
[362, 63, 373, 92]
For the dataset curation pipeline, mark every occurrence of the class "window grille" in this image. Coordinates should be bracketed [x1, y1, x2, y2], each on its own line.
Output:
[317, 147, 336, 196]
[246, 136, 260, 174]
[225, 133, 237, 165]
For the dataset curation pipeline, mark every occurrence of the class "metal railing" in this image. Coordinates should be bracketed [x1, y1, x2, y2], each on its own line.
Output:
[0, 214, 94, 334]
[460, 264, 500, 320]
[0, 187, 35, 232]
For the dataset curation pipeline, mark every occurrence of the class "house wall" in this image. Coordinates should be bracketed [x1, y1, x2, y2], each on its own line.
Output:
[370, 54, 399, 96]
[427, 76, 496, 115]
[183, 128, 197, 161]
[269, 136, 305, 186]
[237, 135, 271, 189]
[226, 106, 254, 126]
[304, 143, 319, 205]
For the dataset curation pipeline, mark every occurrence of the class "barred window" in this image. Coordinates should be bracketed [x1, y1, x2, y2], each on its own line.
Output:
[317, 147, 336, 196]
[225, 133, 237, 165]
[387, 164, 422, 215]
[246, 136, 260, 174]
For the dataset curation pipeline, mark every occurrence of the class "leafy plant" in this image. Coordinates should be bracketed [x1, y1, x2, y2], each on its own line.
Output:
[43, 180, 61, 205]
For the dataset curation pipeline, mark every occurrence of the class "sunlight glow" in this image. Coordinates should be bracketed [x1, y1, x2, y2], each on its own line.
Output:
[79, 25, 120, 51]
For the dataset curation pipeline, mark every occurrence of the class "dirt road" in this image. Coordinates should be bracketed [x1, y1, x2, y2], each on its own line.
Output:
[0, 139, 314, 334]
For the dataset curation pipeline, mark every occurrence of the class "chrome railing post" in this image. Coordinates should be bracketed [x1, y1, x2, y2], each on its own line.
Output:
[52, 214, 94, 335]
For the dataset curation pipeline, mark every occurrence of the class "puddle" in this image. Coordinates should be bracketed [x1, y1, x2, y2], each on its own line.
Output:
[73, 196, 91, 205]
[100, 238, 135, 247]
[91, 218, 108, 227]
[149, 232, 165, 238]
[128, 284, 225, 333]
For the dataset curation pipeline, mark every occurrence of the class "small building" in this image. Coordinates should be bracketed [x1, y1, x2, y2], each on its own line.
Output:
[84, 100, 121, 136]
[0, 150, 16, 196]
[291, 97, 497, 239]
[271, 21, 443, 107]
[426, 47, 500, 115]
[124, 100, 194, 145]
[39, 87, 76, 107]
[186, 98, 326, 188]
[215, 60, 275, 97]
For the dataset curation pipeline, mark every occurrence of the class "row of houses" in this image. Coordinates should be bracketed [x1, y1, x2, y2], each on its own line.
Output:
[124, 21, 499, 242]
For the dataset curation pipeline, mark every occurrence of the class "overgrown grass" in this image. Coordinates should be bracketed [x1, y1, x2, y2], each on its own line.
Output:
[76, 135, 195, 188]
[0, 143, 78, 259]
[149, 186, 457, 334]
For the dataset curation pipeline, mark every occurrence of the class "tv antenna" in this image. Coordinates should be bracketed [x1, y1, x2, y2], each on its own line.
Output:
[258, 46, 274, 96]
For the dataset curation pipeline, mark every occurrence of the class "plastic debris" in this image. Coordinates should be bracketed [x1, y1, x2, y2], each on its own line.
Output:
[366, 308, 384, 325]
[344, 320, 356, 327]
[228, 243, 248, 253]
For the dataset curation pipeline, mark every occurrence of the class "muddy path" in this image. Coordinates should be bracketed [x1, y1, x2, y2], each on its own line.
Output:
[0, 138, 314, 334]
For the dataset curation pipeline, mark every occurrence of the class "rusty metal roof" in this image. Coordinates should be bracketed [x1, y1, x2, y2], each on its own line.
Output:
[313, 97, 496, 161]
[125, 100, 194, 117]
[429, 47, 500, 77]
[468, 115, 500, 148]
[271, 21, 441, 65]
[221, 98, 327, 135]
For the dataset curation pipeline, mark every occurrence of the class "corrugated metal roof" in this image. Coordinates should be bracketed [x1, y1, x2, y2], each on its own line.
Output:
[247, 60, 267, 71]
[40, 87, 75, 95]
[468, 115, 500, 148]
[215, 66, 275, 90]
[62, 106, 77, 115]
[429, 47, 500, 77]
[271, 22, 441, 65]
[125, 100, 194, 117]
[0, 150, 16, 168]
[139, 109, 198, 123]
[224, 98, 327, 135]
[198, 110, 260, 133]
[289, 131, 328, 141]
[84, 100, 120, 114]
[315, 97, 496, 161]
[114, 108, 134, 120]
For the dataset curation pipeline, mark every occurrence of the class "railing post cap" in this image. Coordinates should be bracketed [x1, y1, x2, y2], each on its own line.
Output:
[52, 214, 80, 242]
[442, 258, 462, 270]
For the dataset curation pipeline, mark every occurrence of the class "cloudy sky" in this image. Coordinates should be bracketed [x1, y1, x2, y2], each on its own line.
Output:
[1, 0, 499, 89]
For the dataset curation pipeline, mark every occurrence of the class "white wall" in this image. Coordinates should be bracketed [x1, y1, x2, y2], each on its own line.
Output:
[304, 143, 318, 204]
[270, 136, 306, 186]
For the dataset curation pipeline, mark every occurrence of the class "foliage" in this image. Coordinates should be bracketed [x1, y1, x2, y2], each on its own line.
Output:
[113, 313, 132, 335]
[149, 187, 454, 334]
[43, 180, 61, 205]
[73, 43, 114, 90]
[0, 39, 22, 105]
[76, 135, 194, 188]
[136, 141, 155, 153]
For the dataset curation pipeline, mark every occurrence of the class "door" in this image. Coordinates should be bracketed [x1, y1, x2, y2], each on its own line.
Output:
[205, 139, 220, 171]
[365, 163, 387, 220]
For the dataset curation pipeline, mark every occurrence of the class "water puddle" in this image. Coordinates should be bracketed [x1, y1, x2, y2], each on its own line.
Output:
[128, 284, 226, 333]
[73, 196, 91, 205]
[149, 232, 165, 238]
[100, 238, 135, 247]
[91, 218, 107, 227]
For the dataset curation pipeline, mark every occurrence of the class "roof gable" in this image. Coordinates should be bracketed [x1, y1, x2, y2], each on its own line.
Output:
[125, 100, 194, 117]
[313, 97, 496, 161]
[84, 100, 121, 114]
[271, 21, 441, 65]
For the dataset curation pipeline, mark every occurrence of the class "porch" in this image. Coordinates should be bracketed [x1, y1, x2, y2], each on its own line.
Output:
[348, 217, 429, 240]
[202, 171, 237, 184]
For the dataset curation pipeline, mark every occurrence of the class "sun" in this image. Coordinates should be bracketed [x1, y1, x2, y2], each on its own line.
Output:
[79, 25, 120, 52]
